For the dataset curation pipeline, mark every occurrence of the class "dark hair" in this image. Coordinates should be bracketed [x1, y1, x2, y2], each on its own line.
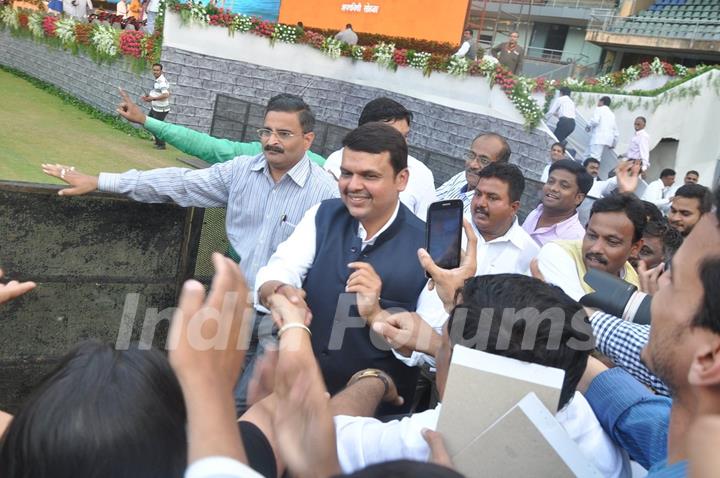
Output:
[476, 162, 525, 203]
[674, 184, 713, 213]
[644, 219, 668, 239]
[265, 93, 315, 133]
[446, 274, 594, 409]
[551, 142, 566, 153]
[660, 168, 676, 178]
[559, 86, 571, 96]
[549, 159, 593, 195]
[662, 225, 684, 261]
[358, 97, 413, 128]
[472, 132, 512, 163]
[0, 341, 187, 478]
[583, 157, 600, 168]
[599, 96, 611, 107]
[691, 258, 720, 335]
[636, 116, 647, 124]
[716, 186, 720, 223]
[152, 62, 162, 70]
[342, 122, 408, 175]
[590, 193, 647, 243]
[345, 460, 464, 478]
[464, 28, 474, 35]
[346, 23, 352, 29]
[641, 200, 664, 223]
[686, 170, 699, 177]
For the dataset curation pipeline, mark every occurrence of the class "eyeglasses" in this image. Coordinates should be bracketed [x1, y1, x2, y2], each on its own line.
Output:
[257, 128, 297, 141]
[463, 151, 492, 166]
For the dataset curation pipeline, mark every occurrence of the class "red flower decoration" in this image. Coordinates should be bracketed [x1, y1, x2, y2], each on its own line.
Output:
[42, 16, 58, 36]
[119, 30, 145, 58]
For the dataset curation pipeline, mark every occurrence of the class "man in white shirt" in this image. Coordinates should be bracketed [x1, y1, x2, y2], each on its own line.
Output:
[626, 116, 651, 172]
[141, 63, 171, 149]
[536, 193, 646, 301]
[642, 168, 676, 214]
[331, 274, 628, 478]
[144, 0, 161, 32]
[540, 142, 567, 183]
[546, 86, 576, 145]
[255, 122, 434, 412]
[385, 163, 540, 344]
[584, 96, 618, 161]
[453, 28, 477, 61]
[324, 98, 436, 220]
[334, 23, 359, 45]
[435, 132, 511, 215]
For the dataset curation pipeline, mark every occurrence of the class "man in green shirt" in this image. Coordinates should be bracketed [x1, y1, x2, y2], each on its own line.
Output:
[117, 89, 326, 167]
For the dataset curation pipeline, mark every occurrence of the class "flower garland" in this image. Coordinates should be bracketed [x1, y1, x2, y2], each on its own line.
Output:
[408, 51, 431, 72]
[90, 24, 119, 58]
[55, 16, 76, 46]
[0, 5, 18, 29]
[27, 10, 42, 37]
[350, 45, 365, 61]
[1, 5, 161, 71]
[272, 23, 298, 44]
[3, 0, 718, 130]
[321, 36, 342, 60]
[372, 42, 395, 70]
[446, 56, 469, 77]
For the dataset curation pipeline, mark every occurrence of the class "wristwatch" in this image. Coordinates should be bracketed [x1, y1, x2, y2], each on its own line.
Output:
[347, 368, 390, 397]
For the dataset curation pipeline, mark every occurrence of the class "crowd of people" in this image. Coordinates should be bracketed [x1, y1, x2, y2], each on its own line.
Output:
[46, 0, 160, 31]
[1, 86, 718, 478]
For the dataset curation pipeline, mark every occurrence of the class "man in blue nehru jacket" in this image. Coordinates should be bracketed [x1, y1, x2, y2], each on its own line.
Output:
[255, 122, 430, 412]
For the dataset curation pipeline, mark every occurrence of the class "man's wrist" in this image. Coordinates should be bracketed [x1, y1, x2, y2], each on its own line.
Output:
[366, 306, 387, 326]
[347, 369, 389, 398]
[259, 280, 285, 308]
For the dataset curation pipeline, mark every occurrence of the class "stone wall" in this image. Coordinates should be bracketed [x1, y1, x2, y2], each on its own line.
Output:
[160, 45, 553, 184]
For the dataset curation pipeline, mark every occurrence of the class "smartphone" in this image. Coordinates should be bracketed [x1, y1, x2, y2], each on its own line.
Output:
[425, 200, 464, 277]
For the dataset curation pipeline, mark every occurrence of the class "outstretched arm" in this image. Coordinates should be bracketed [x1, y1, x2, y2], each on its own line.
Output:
[117, 88, 259, 164]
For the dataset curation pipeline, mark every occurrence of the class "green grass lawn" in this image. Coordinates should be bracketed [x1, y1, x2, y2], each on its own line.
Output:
[0, 69, 187, 184]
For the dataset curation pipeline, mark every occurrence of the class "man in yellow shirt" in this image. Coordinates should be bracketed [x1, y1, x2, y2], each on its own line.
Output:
[535, 193, 645, 301]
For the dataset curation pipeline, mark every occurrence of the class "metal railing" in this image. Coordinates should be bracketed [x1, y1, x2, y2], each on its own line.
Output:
[587, 12, 720, 43]
[526, 46, 566, 62]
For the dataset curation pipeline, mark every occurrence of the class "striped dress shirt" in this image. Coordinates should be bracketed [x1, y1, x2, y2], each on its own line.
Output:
[98, 153, 339, 290]
[435, 171, 473, 214]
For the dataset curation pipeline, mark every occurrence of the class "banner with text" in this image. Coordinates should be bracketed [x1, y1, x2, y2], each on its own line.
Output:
[278, 0, 470, 44]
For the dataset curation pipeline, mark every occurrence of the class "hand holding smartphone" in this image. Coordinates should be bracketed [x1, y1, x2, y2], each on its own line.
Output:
[425, 200, 464, 278]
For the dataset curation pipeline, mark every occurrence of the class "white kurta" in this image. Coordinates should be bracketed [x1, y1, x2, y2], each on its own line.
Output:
[588, 105, 619, 147]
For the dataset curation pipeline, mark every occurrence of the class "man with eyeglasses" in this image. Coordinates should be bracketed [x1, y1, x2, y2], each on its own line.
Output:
[42, 93, 338, 294]
[434, 132, 511, 214]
